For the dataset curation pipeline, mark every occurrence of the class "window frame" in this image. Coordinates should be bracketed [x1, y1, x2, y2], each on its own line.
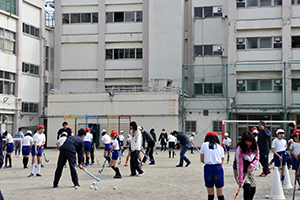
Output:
[106, 11, 143, 23]
[22, 23, 40, 39]
[194, 45, 223, 57]
[22, 62, 39, 76]
[194, 6, 223, 18]
[62, 13, 99, 24]
[194, 83, 223, 95]
[236, 79, 280, 92]
[237, 0, 282, 8]
[106, 48, 143, 60]
[185, 121, 197, 133]
[0, 70, 15, 95]
[21, 102, 39, 114]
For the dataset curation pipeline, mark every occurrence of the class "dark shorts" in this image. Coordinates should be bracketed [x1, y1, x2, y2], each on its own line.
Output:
[22, 146, 31, 156]
[169, 142, 175, 149]
[6, 143, 14, 153]
[292, 155, 300, 171]
[204, 164, 224, 188]
[112, 150, 119, 160]
[224, 145, 230, 152]
[84, 141, 91, 152]
[31, 145, 43, 157]
[15, 141, 21, 146]
[274, 151, 286, 167]
[120, 141, 124, 147]
[105, 143, 111, 151]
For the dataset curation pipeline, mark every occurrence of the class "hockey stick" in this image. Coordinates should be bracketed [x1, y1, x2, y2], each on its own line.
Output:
[233, 175, 248, 200]
[43, 149, 49, 162]
[141, 149, 153, 162]
[98, 151, 111, 174]
[223, 146, 227, 164]
[118, 152, 121, 165]
[192, 144, 201, 153]
[94, 144, 100, 165]
[84, 169, 100, 182]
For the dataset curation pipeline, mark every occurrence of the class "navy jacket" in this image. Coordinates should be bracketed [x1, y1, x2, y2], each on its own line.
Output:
[60, 135, 84, 165]
[57, 127, 72, 140]
[91, 129, 97, 144]
[257, 128, 271, 152]
[176, 132, 190, 146]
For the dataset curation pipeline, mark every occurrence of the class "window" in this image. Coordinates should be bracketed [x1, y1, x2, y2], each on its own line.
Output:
[260, 37, 272, 49]
[71, 13, 80, 23]
[204, 7, 213, 17]
[106, 48, 143, 60]
[292, 36, 300, 48]
[194, 83, 223, 95]
[0, 27, 15, 54]
[194, 6, 223, 18]
[62, 14, 69, 24]
[22, 102, 38, 113]
[260, 0, 272, 6]
[22, 62, 39, 75]
[247, 38, 258, 49]
[238, 0, 282, 7]
[62, 13, 98, 24]
[22, 23, 40, 39]
[194, 45, 223, 56]
[185, 121, 196, 132]
[194, 7, 203, 18]
[213, 121, 222, 133]
[0, 70, 15, 95]
[237, 79, 281, 92]
[81, 13, 91, 23]
[292, 0, 300, 4]
[247, 0, 259, 6]
[292, 79, 300, 91]
[237, 37, 281, 50]
[0, 0, 16, 15]
[106, 11, 143, 23]
[45, 46, 49, 71]
[92, 13, 98, 23]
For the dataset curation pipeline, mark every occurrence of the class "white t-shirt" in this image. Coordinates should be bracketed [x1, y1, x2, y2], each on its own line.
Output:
[84, 132, 93, 142]
[119, 135, 125, 141]
[102, 134, 111, 144]
[290, 142, 300, 156]
[189, 136, 194, 142]
[58, 137, 67, 147]
[168, 135, 176, 142]
[222, 138, 232, 146]
[6, 133, 13, 144]
[33, 133, 46, 146]
[271, 138, 287, 152]
[23, 136, 33, 146]
[112, 139, 119, 150]
[127, 134, 131, 142]
[200, 142, 224, 165]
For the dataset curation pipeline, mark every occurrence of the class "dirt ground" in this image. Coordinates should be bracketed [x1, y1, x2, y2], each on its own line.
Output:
[0, 148, 299, 200]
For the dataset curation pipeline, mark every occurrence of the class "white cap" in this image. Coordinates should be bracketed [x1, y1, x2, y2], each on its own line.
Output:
[1, 130, 5, 135]
[62, 132, 68, 136]
[276, 129, 285, 134]
[101, 129, 106, 133]
[120, 130, 124, 133]
[138, 126, 142, 131]
[253, 130, 259, 134]
[26, 130, 32, 135]
[192, 133, 196, 136]
[224, 133, 229, 136]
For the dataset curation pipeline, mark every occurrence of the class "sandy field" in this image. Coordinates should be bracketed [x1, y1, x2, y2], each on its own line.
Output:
[0, 148, 299, 200]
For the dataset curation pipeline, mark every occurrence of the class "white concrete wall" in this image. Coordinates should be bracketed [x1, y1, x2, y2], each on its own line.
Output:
[22, 36, 40, 64]
[236, 93, 282, 105]
[22, 1, 41, 27]
[21, 75, 40, 102]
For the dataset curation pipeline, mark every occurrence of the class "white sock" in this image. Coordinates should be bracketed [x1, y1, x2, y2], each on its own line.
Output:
[37, 164, 41, 174]
[31, 164, 35, 174]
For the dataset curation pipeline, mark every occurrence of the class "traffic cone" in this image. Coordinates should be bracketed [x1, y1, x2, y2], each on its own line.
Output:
[269, 167, 286, 199]
[283, 165, 293, 189]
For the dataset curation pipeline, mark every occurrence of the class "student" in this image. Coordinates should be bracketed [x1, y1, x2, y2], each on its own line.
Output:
[141, 127, 155, 165]
[290, 130, 300, 190]
[166, 131, 175, 158]
[222, 133, 232, 164]
[257, 121, 271, 177]
[83, 127, 93, 167]
[14, 127, 24, 156]
[189, 133, 196, 154]
[28, 125, 46, 178]
[22, 130, 33, 169]
[234, 131, 259, 200]
[129, 121, 144, 176]
[110, 130, 122, 178]
[57, 122, 72, 140]
[200, 131, 225, 200]
[88, 124, 97, 165]
[3, 131, 14, 168]
[101, 129, 111, 163]
[124, 133, 131, 166]
[119, 130, 125, 156]
[0, 130, 4, 169]
[173, 131, 191, 167]
[271, 129, 287, 185]
[53, 128, 86, 188]
[56, 132, 68, 149]
[158, 129, 168, 151]
[150, 128, 157, 155]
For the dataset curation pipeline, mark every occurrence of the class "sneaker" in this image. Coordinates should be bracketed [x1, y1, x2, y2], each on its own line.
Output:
[259, 172, 267, 177]
[113, 175, 122, 179]
[298, 185, 300, 190]
[53, 185, 58, 188]
[129, 174, 136, 177]
[7, 165, 12, 168]
[267, 171, 271, 175]
[124, 163, 128, 166]
[28, 173, 34, 178]
[85, 164, 90, 167]
[149, 162, 155, 165]
[24, 166, 28, 169]
[3, 165, 7, 168]
[176, 165, 183, 167]
[136, 173, 144, 177]
[36, 173, 42, 177]
[185, 162, 191, 167]
[90, 162, 94, 165]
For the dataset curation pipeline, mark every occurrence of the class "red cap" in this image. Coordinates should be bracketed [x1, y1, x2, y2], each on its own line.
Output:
[85, 127, 90, 132]
[37, 125, 45, 130]
[252, 127, 257, 131]
[291, 129, 300, 136]
[206, 131, 218, 137]
[111, 130, 117, 137]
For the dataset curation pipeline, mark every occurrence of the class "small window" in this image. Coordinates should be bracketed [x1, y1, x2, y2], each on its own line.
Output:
[34, 28, 39, 38]
[136, 49, 142, 59]
[130, 49, 135, 59]
[71, 13, 80, 23]
[194, 7, 203, 18]
[194, 45, 202, 56]
[195, 84, 203, 94]
[92, 13, 98, 23]
[292, 36, 300, 48]
[29, 64, 34, 74]
[260, 80, 272, 91]
[247, 80, 259, 91]
[260, 0, 272, 6]
[292, 79, 300, 91]
[62, 14, 70, 24]
[34, 104, 38, 113]
[25, 24, 30, 34]
[114, 49, 119, 59]
[213, 121, 222, 133]
[30, 26, 35, 36]
[185, 121, 196, 132]
[247, 0, 259, 6]
[106, 12, 113, 23]
[203, 110, 209, 116]
[247, 38, 258, 49]
[260, 37, 272, 49]
[204, 84, 213, 94]
[124, 12, 135, 22]
[81, 13, 91, 23]
[118, 49, 124, 59]
[114, 12, 124, 22]
[203, 7, 213, 17]
[274, 0, 282, 5]
[203, 45, 213, 56]
[136, 11, 143, 22]
[106, 49, 113, 59]
[214, 83, 223, 94]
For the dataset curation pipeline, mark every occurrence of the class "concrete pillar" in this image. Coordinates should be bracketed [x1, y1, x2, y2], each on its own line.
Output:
[142, 0, 149, 88]
[54, 0, 62, 89]
[98, 2, 105, 89]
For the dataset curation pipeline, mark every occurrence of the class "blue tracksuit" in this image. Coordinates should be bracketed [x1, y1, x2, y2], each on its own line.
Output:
[257, 128, 271, 174]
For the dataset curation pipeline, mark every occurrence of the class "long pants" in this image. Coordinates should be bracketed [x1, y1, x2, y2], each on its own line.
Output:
[90, 143, 94, 163]
[53, 150, 78, 187]
[142, 141, 155, 164]
[179, 144, 191, 166]
[130, 150, 143, 176]
[243, 184, 256, 200]
[15, 145, 21, 155]
[259, 150, 270, 175]
[161, 143, 167, 151]
[0, 190, 4, 200]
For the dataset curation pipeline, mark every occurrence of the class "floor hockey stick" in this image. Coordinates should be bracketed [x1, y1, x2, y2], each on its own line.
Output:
[192, 144, 201, 153]
[141, 149, 153, 162]
[98, 151, 111, 174]
[94, 144, 100, 165]
[43, 149, 49, 162]
[84, 169, 100, 182]
[233, 175, 248, 200]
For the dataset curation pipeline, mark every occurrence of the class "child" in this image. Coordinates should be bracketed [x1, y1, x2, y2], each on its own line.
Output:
[189, 133, 196, 154]
[222, 132, 232, 164]
[119, 130, 125, 156]
[124, 133, 131, 166]
[14, 127, 24, 156]
[83, 127, 93, 166]
[110, 130, 122, 178]
[101, 129, 111, 163]
[158, 129, 168, 151]
[3, 131, 14, 168]
[22, 130, 33, 168]
[290, 129, 300, 190]
[234, 131, 259, 200]
[271, 129, 287, 185]
[56, 132, 68, 149]
[200, 131, 225, 200]
[167, 131, 176, 158]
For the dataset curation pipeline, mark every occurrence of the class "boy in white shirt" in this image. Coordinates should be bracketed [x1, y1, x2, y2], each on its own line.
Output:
[168, 132, 176, 158]
[102, 129, 112, 163]
[83, 127, 93, 166]
[222, 133, 232, 164]
[56, 132, 68, 149]
[129, 121, 144, 176]
[189, 133, 196, 154]
[22, 130, 33, 168]
[271, 129, 287, 184]
[3, 131, 14, 168]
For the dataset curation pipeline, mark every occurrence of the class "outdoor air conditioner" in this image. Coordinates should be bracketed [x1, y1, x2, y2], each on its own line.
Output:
[274, 37, 282, 42]
[217, 7, 223, 12]
[275, 79, 282, 84]
[237, 80, 245, 85]
[217, 46, 223, 51]
[237, 38, 245, 43]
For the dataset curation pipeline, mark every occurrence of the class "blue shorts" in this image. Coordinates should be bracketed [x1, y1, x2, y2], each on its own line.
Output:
[204, 164, 224, 188]
[292, 155, 300, 171]
[224, 145, 230, 152]
[84, 141, 91, 152]
[112, 150, 119, 160]
[105, 143, 111, 151]
[31, 145, 43, 157]
[22, 146, 31, 156]
[120, 141, 124, 147]
[6, 143, 14, 153]
[274, 151, 286, 167]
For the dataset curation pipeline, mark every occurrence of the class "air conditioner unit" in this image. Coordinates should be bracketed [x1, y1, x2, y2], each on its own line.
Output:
[274, 79, 282, 84]
[274, 37, 282, 42]
[217, 7, 223, 13]
[237, 80, 245, 85]
[237, 38, 245, 43]
[217, 46, 223, 51]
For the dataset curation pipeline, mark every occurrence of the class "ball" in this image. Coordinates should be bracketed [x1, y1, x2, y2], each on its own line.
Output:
[94, 186, 98, 190]
[90, 185, 93, 189]
[93, 181, 96, 185]
[113, 186, 116, 190]
[74, 186, 78, 190]
[266, 195, 270, 199]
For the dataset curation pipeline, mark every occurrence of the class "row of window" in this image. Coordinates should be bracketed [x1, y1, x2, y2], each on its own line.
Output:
[237, 0, 282, 8]
[0, 71, 15, 95]
[195, 83, 223, 95]
[22, 62, 39, 75]
[237, 79, 282, 92]
[21, 102, 38, 113]
[0, 27, 16, 54]
[106, 49, 143, 60]
[62, 13, 98, 24]
[194, 45, 223, 57]
[194, 6, 223, 18]
[106, 11, 142, 23]
[185, 120, 222, 133]
[23, 23, 40, 39]
[0, 0, 16, 15]
[237, 37, 282, 50]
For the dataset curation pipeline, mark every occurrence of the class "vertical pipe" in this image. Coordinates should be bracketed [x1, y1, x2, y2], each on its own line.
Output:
[222, 124, 225, 147]
[284, 62, 287, 121]
[226, 64, 229, 120]
[182, 65, 185, 132]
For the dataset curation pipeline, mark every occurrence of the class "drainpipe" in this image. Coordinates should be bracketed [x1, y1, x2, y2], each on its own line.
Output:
[226, 64, 229, 120]
[284, 62, 287, 121]
[182, 65, 185, 132]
